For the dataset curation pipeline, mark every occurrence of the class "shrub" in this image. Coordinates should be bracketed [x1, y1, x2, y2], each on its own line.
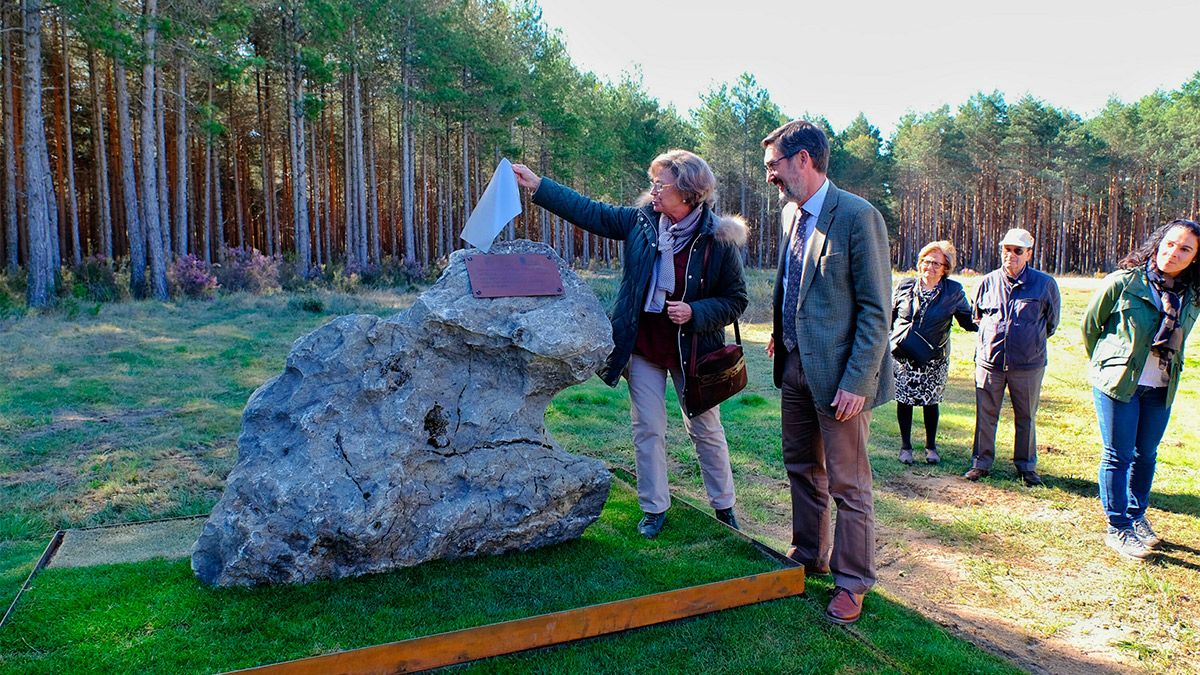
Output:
[69, 256, 123, 302]
[291, 295, 324, 314]
[0, 270, 25, 318]
[168, 255, 219, 299]
[214, 247, 280, 294]
[359, 257, 431, 290]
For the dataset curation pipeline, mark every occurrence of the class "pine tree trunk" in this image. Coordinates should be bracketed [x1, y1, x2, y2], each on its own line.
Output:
[214, 122, 224, 254]
[22, 0, 55, 305]
[4, 3, 20, 270]
[155, 66, 169, 265]
[60, 12, 80, 266]
[284, 20, 310, 276]
[310, 108, 322, 268]
[115, 58, 144, 295]
[351, 63, 368, 267]
[256, 69, 274, 256]
[228, 82, 243, 251]
[174, 57, 188, 256]
[140, 0, 167, 299]
[89, 48, 112, 260]
[365, 88, 380, 264]
[401, 21, 415, 264]
[202, 83, 213, 263]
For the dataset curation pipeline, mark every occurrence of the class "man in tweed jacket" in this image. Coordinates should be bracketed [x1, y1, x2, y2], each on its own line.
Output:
[763, 120, 893, 625]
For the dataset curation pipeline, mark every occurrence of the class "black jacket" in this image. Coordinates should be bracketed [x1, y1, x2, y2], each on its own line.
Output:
[532, 178, 748, 386]
[890, 277, 977, 361]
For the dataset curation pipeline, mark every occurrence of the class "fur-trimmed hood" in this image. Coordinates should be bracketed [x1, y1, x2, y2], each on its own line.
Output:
[714, 214, 748, 247]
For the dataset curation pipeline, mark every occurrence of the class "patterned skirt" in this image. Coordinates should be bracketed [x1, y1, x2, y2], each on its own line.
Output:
[893, 353, 950, 406]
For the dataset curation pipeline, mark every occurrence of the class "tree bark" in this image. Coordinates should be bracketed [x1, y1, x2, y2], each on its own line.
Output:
[89, 48, 112, 260]
[174, 56, 188, 256]
[59, 11, 80, 266]
[140, 0, 167, 299]
[21, 0, 55, 305]
[284, 13, 310, 276]
[3, 2, 20, 270]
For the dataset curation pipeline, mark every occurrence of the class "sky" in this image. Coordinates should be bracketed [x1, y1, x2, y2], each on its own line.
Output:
[534, 0, 1200, 139]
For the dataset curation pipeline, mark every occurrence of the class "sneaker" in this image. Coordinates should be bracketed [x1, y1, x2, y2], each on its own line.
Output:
[963, 467, 989, 481]
[1106, 526, 1154, 560]
[924, 448, 940, 465]
[714, 507, 740, 530]
[1019, 470, 1044, 487]
[1131, 516, 1162, 549]
[638, 511, 667, 539]
[898, 448, 914, 465]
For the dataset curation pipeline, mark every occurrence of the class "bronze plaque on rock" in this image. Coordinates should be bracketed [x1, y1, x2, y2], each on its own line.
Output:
[465, 254, 564, 298]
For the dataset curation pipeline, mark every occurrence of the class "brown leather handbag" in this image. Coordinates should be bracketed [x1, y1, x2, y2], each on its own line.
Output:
[683, 241, 748, 417]
[685, 320, 747, 417]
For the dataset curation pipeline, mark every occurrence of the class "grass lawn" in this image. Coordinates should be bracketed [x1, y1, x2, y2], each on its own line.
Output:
[1, 268, 1198, 672]
[0, 479, 1013, 674]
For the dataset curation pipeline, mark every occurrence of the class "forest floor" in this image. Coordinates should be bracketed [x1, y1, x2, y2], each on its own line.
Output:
[1, 270, 1197, 672]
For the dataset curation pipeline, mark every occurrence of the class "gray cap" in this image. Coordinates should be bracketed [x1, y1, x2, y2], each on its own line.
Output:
[999, 228, 1034, 249]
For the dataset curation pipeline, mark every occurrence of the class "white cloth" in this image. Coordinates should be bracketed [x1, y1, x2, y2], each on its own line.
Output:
[460, 158, 522, 253]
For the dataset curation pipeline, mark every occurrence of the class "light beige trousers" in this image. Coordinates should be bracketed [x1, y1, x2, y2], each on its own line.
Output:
[627, 353, 736, 514]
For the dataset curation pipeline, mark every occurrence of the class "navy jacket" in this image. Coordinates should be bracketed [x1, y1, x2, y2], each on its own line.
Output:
[890, 277, 978, 361]
[532, 178, 748, 387]
[972, 266, 1061, 371]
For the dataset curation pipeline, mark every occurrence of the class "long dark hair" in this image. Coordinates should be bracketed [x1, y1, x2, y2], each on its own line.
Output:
[1119, 218, 1200, 305]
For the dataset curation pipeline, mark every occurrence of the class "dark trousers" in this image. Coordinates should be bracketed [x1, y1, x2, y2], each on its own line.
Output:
[781, 349, 876, 594]
[971, 365, 1045, 472]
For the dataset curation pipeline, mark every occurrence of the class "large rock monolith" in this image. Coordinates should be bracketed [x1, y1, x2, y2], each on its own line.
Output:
[192, 240, 614, 587]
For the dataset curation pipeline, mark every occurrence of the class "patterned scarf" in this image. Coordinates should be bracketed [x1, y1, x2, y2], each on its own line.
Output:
[644, 207, 702, 313]
[1146, 261, 1184, 371]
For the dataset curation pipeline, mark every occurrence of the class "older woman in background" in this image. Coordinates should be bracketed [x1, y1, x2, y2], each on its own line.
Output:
[889, 241, 977, 465]
[1083, 219, 1200, 560]
[512, 151, 748, 539]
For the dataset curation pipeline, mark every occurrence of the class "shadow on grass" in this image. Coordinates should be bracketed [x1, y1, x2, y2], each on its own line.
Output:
[1046, 473, 1200, 519]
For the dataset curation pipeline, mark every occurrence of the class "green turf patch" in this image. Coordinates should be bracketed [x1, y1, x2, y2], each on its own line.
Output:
[0, 481, 1013, 674]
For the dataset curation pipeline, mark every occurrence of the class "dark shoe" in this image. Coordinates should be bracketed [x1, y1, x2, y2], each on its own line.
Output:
[963, 467, 989, 481]
[638, 511, 666, 539]
[825, 587, 865, 625]
[1019, 470, 1044, 487]
[925, 448, 940, 465]
[714, 507, 740, 530]
[785, 546, 830, 575]
[898, 448, 914, 465]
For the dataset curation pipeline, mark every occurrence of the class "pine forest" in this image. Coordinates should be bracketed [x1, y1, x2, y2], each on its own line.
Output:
[4, 0, 1200, 307]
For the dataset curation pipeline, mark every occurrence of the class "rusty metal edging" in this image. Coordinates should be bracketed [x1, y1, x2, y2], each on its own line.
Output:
[0, 530, 64, 630]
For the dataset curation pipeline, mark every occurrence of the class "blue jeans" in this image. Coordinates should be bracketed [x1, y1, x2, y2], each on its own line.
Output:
[1094, 386, 1172, 529]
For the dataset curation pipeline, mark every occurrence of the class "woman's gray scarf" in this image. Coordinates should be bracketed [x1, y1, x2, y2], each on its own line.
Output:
[1146, 261, 1184, 371]
[644, 207, 703, 313]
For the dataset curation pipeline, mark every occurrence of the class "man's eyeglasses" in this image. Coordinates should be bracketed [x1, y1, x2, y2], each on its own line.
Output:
[649, 181, 675, 194]
[1002, 246, 1027, 255]
[764, 149, 803, 174]
[918, 258, 945, 269]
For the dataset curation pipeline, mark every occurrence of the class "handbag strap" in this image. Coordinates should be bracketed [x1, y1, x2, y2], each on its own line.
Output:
[688, 239, 741, 379]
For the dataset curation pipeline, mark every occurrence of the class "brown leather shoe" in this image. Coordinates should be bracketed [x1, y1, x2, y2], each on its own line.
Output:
[785, 546, 830, 575]
[963, 467, 989, 481]
[826, 587, 864, 625]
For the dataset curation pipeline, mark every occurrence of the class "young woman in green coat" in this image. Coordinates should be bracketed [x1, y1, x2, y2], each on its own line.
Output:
[1082, 219, 1200, 560]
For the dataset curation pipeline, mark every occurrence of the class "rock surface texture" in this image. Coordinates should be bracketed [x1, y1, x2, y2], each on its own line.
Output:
[192, 240, 614, 587]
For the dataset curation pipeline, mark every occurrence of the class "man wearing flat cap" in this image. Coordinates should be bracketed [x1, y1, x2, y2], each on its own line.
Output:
[966, 228, 1061, 486]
